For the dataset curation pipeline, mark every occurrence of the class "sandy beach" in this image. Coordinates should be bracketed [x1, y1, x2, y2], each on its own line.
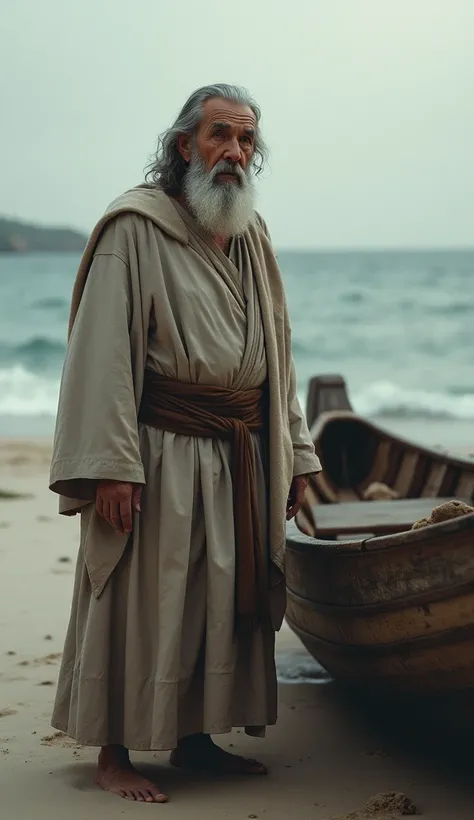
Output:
[2, 438, 474, 819]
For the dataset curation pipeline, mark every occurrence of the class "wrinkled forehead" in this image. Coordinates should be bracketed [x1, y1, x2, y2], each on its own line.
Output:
[199, 98, 257, 132]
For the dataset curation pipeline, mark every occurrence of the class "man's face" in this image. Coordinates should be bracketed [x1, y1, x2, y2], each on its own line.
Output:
[178, 98, 258, 237]
[180, 98, 257, 180]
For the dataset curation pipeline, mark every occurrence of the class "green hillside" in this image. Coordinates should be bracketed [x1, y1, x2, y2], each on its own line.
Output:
[0, 217, 87, 252]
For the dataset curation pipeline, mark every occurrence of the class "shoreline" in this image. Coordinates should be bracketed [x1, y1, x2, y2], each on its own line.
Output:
[2, 414, 474, 444]
[2, 443, 474, 817]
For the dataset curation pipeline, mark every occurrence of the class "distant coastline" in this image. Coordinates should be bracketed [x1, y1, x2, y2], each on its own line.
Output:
[0, 217, 87, 253]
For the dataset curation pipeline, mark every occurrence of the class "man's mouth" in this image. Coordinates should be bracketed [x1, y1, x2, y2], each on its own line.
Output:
[215, 172, 239, 184]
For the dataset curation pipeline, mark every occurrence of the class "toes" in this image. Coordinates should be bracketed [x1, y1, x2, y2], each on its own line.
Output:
[243, 757, 267, 774]
[248, 760, 267, 774]
[231, 758, 267, 775]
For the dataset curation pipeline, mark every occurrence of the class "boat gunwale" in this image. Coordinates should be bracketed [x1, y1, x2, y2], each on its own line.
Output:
[287, 512, 474, 556]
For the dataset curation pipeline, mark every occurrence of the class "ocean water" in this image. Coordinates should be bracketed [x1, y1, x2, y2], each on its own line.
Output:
[1, 249, 473, 447]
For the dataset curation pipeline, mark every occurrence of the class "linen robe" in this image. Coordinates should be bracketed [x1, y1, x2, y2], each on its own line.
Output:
[49, 186, 321, 750]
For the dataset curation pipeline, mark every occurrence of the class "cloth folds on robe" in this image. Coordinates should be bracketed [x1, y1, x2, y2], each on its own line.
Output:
[138, 368, 269, 632]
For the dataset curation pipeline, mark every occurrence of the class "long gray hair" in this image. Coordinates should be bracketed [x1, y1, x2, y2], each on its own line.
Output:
[145, 84, 268, 194]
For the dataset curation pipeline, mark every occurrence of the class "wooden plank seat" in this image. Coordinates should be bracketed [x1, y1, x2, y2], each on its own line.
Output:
[312, 497, 469, 537]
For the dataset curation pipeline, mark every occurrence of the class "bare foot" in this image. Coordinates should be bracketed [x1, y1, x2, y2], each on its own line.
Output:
[97, 745, 168, 802]
[170, 734, 267, 775]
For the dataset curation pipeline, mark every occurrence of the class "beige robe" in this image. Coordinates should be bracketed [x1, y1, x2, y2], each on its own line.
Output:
[50, 186, 321, 750]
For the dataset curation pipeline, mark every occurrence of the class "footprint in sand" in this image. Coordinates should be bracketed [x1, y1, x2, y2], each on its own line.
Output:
[3, 676, 28, 683]
[39, 653, 62, 665]
[0, 708, 18, 718]
[0, 489, 32, 500]
[18, 653, 62, 668]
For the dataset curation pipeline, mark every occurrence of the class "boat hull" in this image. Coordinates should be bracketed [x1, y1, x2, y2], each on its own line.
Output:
[285, 515, 474, 696]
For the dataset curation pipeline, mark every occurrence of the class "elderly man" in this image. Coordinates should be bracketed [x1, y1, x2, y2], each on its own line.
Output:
[50, 83, 321, 803]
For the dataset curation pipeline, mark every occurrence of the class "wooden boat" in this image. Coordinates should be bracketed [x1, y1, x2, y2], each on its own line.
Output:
[285, 374, 474, 697]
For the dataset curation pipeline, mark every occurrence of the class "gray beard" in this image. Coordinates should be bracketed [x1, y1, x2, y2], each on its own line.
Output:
[183, 149, 256, 237]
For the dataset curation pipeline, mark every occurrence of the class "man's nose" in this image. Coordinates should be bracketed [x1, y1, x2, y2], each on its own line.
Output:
[223, 138, 242, 164]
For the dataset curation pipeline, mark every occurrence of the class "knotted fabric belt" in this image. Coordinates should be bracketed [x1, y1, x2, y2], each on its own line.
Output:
[138, 368, 269, 633]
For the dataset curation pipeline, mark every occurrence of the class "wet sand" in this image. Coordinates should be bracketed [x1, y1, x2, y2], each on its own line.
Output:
[1, 438, 474, 818]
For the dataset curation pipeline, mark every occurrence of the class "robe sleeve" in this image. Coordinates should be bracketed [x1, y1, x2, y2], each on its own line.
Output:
[49, 249, 146, 505]
[255, 210, 321, 477]
[287, 358, 322, 477]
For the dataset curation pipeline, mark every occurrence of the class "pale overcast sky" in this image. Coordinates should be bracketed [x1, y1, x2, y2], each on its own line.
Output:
[1, 0, 473, 248]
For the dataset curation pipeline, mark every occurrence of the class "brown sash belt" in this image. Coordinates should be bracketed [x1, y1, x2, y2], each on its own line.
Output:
[138, 368, 269, 633]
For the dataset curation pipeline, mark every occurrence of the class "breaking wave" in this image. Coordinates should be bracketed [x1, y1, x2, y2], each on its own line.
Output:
[2, 368, 474, 422]
[352, 380, 474, 420]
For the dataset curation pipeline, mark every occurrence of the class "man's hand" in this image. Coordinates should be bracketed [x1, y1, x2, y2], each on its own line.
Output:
[286, 474, 310, 521]
[96, 480, 142, 535]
